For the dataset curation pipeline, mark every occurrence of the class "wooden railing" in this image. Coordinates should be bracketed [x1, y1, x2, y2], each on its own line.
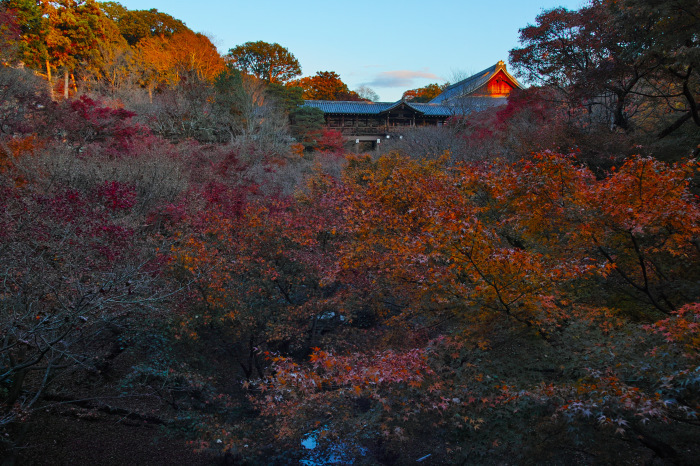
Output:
[330, 126, 417, 136]
[331, 127, 385, 136]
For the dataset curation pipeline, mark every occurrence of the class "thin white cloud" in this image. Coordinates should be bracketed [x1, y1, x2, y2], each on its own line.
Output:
[365, 69, 442, 88]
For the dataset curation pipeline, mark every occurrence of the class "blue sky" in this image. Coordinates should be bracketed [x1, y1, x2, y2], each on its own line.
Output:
[116, 0, 586, 101]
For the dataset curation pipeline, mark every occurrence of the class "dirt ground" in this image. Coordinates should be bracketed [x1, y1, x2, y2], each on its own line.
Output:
[12, 410, 219, 466]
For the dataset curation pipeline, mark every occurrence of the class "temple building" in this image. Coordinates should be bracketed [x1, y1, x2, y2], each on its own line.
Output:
[302, 61, 522, 142]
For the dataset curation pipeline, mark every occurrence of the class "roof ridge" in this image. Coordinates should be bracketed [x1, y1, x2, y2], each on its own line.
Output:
[441, 63, 499, 92]
[428, 61, 521, 104]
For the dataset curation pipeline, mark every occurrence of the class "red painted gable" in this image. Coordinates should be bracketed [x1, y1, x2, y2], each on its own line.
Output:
[487, 70, 516, 96]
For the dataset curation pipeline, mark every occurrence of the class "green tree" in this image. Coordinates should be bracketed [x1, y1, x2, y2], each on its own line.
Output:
[96, 0, 127, 22]
[290, 106, 324, 150]
[82, 7, 130, 92]
[2, 0, 48, 70]
[116, 8, 189, 46]
[0, 3, 21, 64]
[43, 0, 121, 97]
[267, 82, 304, 114]
[212, 66, 250, 141]
[226, 40, 301, 84]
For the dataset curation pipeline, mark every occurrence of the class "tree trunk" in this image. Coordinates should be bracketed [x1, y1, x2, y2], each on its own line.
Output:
[613, 91, 629, 131]
[64, 70, 69, 99]
[46, 60, 53, 100]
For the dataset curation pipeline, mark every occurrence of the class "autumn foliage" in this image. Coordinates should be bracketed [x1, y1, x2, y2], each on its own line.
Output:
[1, 0, 699, 464]
[165, 147, 700, 462]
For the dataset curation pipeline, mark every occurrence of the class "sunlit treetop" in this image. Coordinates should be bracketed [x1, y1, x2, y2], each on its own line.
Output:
[226, 40, 301, 84]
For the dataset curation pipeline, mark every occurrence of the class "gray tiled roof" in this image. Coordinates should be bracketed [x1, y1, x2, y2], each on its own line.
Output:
[302, 101, 394, 115]
[301, 98, 504, 117]
[302, 100, 453, 117]
[438, 96, 510, 112]
[408, 103, 454, 116]
[429, 62, 523, 104]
